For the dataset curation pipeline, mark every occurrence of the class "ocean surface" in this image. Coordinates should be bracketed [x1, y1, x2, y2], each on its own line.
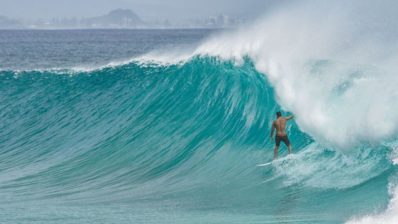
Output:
[1, 5, 398, 223]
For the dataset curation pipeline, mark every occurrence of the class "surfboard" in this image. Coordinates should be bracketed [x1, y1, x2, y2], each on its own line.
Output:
[257, 161, 273, 167]
[257, 154, 294, 167]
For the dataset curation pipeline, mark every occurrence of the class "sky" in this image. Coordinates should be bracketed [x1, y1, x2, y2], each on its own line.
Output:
[0, 0, 284, 21]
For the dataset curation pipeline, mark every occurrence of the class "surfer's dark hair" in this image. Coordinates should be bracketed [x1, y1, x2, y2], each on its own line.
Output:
[276, 111, 282, 117]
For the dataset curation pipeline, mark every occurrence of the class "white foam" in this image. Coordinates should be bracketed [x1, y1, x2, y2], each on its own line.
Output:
[270, 143, 388, 189]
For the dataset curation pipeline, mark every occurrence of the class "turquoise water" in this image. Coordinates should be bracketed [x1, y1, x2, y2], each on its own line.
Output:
[0, 46, 396, 223]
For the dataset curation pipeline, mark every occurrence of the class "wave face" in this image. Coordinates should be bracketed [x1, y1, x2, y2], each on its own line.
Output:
[0, 57, 396, 223]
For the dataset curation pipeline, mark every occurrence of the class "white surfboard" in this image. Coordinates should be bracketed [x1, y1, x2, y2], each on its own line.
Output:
[257, 161, 273, 167]
[257, 154, 294, 167]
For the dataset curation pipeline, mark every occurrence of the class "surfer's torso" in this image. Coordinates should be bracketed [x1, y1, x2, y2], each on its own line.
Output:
[273, 117, 288, 137]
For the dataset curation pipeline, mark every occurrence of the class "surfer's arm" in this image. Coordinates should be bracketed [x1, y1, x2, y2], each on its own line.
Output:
[285, 115, 294, 120]
[270, 122, 275, 138]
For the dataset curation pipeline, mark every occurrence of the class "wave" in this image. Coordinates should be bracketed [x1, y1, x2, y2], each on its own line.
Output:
[0, 56, 396, 222]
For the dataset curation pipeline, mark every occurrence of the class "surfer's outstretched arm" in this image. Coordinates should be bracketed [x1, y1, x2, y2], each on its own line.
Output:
[285, 115, 294, 120]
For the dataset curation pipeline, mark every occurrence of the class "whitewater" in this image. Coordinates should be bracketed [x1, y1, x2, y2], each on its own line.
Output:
[1, 1, 398, 223]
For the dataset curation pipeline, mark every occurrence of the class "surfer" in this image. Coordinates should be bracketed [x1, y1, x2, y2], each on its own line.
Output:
[270, 111, 294, 159]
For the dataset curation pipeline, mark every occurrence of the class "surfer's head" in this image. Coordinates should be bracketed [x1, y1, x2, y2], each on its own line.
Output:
[276, 111, 282, 118]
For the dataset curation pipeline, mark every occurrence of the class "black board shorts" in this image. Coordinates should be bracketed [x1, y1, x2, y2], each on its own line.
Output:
[275, 135, 290, 147]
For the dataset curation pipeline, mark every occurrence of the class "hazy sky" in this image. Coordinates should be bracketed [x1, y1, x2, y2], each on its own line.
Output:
[0, 0, 283, 21]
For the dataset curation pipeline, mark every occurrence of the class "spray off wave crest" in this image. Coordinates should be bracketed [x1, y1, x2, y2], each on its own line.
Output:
[191, 0, 398, 149]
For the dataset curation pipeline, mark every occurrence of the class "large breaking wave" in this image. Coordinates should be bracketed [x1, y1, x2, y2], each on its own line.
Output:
[0, 56, 396, 223]
[1, 0, 398, 223]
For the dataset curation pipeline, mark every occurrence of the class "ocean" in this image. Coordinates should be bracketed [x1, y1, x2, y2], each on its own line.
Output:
[1, 4, 398, 223]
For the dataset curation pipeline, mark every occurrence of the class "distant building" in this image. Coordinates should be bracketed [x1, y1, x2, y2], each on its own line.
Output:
[0, 10, 247, 30]
[26, 9, 145, 29]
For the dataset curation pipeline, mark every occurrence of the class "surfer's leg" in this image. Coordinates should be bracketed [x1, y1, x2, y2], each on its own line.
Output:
[274, 146, 279, 159]
[283, 136, 291, 154]
[274, 136, 281, 159]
